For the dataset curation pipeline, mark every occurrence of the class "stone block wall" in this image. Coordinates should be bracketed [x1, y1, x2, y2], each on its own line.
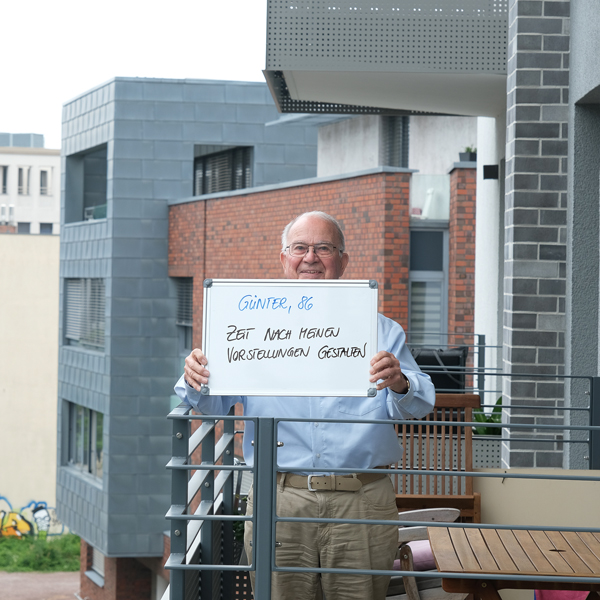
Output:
[503, 0, 570, 467]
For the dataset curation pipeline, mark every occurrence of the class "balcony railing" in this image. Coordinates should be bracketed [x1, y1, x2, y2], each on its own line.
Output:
[164, 373, 600, 600]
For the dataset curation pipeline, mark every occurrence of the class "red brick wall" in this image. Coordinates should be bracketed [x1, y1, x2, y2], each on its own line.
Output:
[448, 167, 476, 337]
[169, 171, 412, 343]
[0, 225, 16, 234]
[80, 540, 152, 600]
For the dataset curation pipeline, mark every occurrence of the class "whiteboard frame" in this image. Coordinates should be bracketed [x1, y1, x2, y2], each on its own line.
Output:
[201, 279, 379, 397]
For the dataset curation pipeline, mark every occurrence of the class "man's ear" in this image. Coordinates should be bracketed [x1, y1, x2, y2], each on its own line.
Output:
[280, 251, 288, 274]
[340, 252, 350, 276]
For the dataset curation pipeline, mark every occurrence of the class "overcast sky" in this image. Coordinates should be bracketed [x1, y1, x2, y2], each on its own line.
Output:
[1, 0, 268, 149]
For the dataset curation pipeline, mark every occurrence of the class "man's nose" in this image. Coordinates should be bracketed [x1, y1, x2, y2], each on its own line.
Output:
[303, 247, 319, 261]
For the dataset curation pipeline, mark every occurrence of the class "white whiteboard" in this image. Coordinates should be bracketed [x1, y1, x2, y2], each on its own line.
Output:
[201, 279, 379, 397]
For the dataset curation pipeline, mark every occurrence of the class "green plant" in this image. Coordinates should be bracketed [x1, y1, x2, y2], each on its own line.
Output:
[464, 145, 477, 154]
[0, 533, 80, 572]
[472, 396, 502, 436]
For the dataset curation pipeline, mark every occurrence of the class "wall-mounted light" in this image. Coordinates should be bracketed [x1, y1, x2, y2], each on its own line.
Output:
[483, 165, 499, 180]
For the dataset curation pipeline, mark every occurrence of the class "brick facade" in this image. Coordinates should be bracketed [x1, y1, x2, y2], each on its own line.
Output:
[448, 166, 476, 336]
[169, 172, 413, 342]
[0, 225, 16, 234]
[80, 540, 153, 600]
[169, 167, 476, 371]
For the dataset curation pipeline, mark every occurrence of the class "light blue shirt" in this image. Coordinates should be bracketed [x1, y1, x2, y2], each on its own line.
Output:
[174, 313, 435, 474]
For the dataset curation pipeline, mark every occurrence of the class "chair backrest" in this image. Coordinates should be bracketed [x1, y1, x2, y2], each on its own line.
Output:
[392, 394, 480, 497]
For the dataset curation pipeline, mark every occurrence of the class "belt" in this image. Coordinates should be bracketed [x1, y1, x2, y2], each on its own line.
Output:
[277, 471, 387, 492]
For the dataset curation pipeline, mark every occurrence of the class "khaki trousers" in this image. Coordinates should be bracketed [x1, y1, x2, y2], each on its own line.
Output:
[244, 474, 399, 600]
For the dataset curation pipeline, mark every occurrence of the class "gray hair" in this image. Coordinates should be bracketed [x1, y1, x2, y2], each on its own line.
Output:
[281, 211, 346, 253]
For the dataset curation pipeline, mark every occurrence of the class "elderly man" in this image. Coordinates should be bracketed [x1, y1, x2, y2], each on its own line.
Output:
[175, 210, 435, 600]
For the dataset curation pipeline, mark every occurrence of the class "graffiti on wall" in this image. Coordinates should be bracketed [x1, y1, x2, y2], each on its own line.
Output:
[0, 497, 65, 539]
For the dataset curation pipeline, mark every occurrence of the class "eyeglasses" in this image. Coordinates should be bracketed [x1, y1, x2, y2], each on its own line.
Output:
[285, 242, 339, 258]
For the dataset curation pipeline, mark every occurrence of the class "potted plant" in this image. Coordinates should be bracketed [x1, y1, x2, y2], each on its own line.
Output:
[459, 145, 477, 162]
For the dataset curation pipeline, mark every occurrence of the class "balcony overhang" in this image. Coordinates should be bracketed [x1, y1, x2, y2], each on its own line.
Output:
[264, 0, 508, 118]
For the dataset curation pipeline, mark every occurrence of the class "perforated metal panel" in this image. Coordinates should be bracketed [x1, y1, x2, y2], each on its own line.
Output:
[267, 0, 508, 74]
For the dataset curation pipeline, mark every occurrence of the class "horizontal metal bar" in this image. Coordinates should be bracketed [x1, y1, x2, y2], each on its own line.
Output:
[168, 463, 253, 472]
[272, 566, 600, 585]
[166, 513, 252, 522]
[167, 563, 253, 572]
[273, 417, 600, 431]
[479, 405, 590, 411]
[275, 518, 600, 534]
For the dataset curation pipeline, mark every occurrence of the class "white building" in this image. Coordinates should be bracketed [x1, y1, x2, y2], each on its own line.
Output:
[0, 137, 60, 235]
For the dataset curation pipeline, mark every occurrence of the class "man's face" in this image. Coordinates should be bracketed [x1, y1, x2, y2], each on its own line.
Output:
[280, 215, 349, 280]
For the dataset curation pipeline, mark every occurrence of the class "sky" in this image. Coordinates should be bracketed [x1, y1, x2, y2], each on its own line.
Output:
[1, 0, 268, 149]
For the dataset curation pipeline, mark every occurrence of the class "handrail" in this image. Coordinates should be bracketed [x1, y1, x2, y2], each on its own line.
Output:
[165, 374, 600, 599]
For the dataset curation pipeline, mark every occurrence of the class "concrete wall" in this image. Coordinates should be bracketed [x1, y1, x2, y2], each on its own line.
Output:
[474, 115, 506, 387]
[474, 468, 600, 600]
[566, 0, 600, 468]
[409, 116, 478, 175]
[317, 116, 381, 177]
[0, 235, 59, 515]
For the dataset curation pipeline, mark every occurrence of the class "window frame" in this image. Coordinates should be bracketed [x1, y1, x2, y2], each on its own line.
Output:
[408, 225, 449, 346]
[193, 147, 253, 196]
[64, 278, 106, 351]
[66, 402, 104, 481]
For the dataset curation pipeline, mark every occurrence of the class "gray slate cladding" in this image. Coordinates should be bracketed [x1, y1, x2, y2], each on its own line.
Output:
[57, 78, 318, 556]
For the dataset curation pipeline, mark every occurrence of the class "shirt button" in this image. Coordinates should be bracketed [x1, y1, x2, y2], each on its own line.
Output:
[316, 453, 321, 458]
[314, 423, 319, 428]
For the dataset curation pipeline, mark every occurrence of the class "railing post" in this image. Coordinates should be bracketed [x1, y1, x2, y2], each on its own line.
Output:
[200, 419, 217, 600]
[591, 377, 600, 470]
[253, 417, 276, 600]
[222, 409, 236, 599]
[477, 334, 486, 401]
[170, 413, 189, 600]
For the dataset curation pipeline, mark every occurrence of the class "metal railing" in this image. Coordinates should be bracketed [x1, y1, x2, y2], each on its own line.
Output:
[165, 375, 600, 600]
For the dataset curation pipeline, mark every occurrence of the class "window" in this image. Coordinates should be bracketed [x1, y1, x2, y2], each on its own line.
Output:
[194, 147, 252, 196]
[0, 166, 7, 194]
[40, 168, 51, 195]
[18, 167, 30, 195]
[67, 402, 103, 479]
[17, 222, 30, 234]
[40, 223, 53, 235]
[176, 278, 193, 356]
[65, 145, 107, 223]
[65, 278, 106, 351]
[383, 116, 409, 168]
[408, 229, 448, 346]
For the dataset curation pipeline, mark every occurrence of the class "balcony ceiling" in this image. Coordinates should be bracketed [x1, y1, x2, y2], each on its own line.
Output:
[277, 70, 507, 118]
[265, 0, 508, 118]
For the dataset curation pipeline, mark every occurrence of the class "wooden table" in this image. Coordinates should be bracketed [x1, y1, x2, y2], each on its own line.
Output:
[428, 526, 600, 600]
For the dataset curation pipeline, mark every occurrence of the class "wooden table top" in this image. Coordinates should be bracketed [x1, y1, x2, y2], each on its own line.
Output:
[429, 526, 600, 579]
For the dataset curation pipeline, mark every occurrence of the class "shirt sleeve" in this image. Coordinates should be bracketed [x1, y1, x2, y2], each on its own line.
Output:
[174, 374, 241, 416]
[378, 314, 436, 420]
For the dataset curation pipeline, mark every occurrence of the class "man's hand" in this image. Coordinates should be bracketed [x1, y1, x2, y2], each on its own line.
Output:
[184, 348, 210, 392]
[369, 351, 409, 394]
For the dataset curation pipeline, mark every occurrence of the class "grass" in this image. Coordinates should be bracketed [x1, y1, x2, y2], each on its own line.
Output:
[0, 534, 80, 572]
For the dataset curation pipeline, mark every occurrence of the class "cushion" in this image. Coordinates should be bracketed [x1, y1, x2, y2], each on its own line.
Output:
[393, 539, 436, 571]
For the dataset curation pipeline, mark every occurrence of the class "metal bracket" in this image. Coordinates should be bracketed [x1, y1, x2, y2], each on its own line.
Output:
[201, 385, 210, 395]
[369, 279, 378, 289]
[367, 387, 377, 397]
[204, 278, 213, 288]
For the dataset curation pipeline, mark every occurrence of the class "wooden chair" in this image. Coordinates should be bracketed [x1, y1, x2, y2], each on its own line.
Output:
[392, 394, 481, 523]
[387, 507, 467, 600]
